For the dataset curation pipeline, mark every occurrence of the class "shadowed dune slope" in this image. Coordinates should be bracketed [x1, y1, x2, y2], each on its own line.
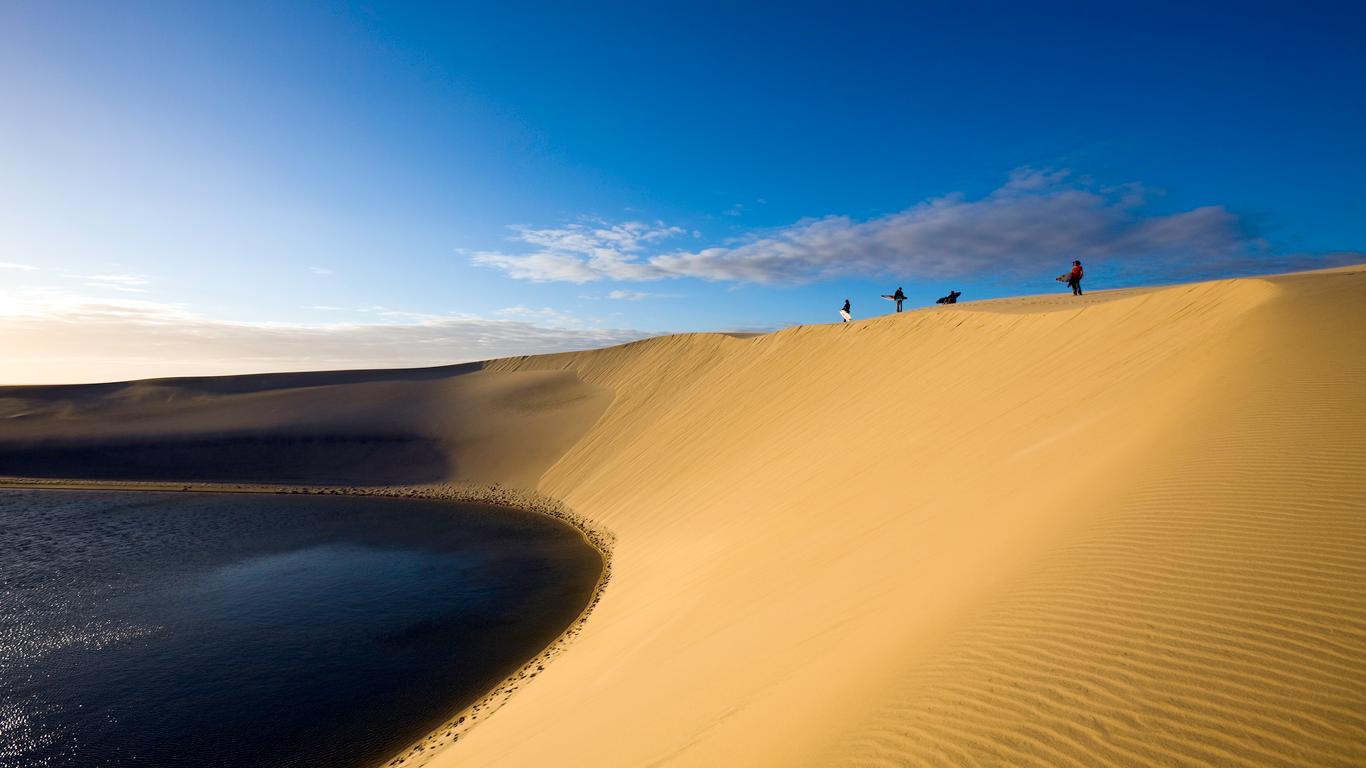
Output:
[2, 268, 1363, 766]
[0, 367, 612, 487]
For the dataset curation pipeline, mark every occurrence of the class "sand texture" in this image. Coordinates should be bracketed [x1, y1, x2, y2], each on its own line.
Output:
[2, 267, 1364, 766]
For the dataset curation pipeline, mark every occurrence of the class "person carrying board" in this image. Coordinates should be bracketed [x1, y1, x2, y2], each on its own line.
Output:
[839, 299, 852, 323]
[1055, 261, 1084, 295]
[880, 286, 908, 312]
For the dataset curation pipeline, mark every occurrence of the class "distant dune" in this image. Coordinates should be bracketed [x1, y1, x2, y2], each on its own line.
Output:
[3, 267, 1364, 767]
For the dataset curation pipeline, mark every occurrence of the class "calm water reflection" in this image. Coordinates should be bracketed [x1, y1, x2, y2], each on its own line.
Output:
[0, 490, 600, 768]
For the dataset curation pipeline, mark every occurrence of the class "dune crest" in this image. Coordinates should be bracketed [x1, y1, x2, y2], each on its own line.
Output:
[3, 268, 1363, 766]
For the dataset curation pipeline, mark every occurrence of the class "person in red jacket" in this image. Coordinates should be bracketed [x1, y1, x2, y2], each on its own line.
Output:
[1067, 260, 1084, 296]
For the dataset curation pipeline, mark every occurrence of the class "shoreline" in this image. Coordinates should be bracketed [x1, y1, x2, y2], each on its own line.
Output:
[0, 476, 614, 768]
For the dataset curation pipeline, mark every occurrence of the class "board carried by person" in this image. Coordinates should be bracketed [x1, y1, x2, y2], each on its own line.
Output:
[1060, 260, 1084, 295]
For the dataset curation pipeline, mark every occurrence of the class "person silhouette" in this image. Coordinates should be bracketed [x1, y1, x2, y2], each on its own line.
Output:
[839, 299, 852, 323]
[1067, 260, 1084, 296]
[892, 286, 906, 312]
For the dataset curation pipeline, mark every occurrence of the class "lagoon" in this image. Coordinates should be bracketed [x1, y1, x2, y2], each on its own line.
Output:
[0, 489, 600, 768]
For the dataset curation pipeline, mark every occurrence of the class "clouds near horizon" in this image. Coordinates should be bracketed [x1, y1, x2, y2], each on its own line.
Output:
[471, 169, 1348, 285]
[0, 295, 652, 385]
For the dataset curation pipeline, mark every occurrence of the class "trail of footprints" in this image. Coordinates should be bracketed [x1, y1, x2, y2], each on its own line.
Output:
[383, 492, 613, 768]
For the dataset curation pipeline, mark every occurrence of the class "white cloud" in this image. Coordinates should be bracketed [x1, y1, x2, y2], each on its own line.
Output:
[73, 273, 151, 292]
[308, 266, 333, 275]
[607, 289, 677, 301]
[0, 292, 654, 385]
[471, 169, 1349, 285]
[493, 305, 595, 328]
[0, 262, 38, 271]
[77, 274, 149, 285]
[470, 220, 686, 283]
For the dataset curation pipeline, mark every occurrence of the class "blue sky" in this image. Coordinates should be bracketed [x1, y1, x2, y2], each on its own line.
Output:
[2, 1, 1363, 383]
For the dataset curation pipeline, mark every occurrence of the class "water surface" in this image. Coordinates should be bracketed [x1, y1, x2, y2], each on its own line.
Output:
[0, 489, 601, 768]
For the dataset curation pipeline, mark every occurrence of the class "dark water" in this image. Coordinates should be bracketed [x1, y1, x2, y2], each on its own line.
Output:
[0, 489, 601, 768]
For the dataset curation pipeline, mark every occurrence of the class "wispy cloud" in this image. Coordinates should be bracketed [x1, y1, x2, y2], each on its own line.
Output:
[471, 169, 1357, 285]
[607, 289, 678, 301]
[0, 262, 38, 271]
[308, 266, 334, 275]
[0, 292, 654, 385]
[470, 220, 686, 283]
[75, 273, 151, 292]
[493, 305, 597, 328]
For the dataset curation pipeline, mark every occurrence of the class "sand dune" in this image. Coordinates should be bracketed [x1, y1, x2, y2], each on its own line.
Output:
[0, 365, 610, 486]
[2, 268, 1363, 766]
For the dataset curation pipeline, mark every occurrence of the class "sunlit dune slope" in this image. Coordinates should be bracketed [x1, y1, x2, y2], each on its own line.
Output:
[460, 268, 1365, 767]
[2, 268, 1363, 766]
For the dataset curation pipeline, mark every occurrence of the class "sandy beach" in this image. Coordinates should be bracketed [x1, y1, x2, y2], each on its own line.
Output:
[3, 267, 1364, 767]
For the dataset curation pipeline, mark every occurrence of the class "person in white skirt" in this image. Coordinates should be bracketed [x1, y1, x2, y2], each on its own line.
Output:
[839, 299, 852, 323]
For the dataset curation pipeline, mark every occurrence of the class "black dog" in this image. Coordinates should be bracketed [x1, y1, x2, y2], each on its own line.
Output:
[935, 290, 961, 305]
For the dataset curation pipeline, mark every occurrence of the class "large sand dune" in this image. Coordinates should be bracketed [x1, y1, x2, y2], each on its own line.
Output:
[3, 268, 1364, 766]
